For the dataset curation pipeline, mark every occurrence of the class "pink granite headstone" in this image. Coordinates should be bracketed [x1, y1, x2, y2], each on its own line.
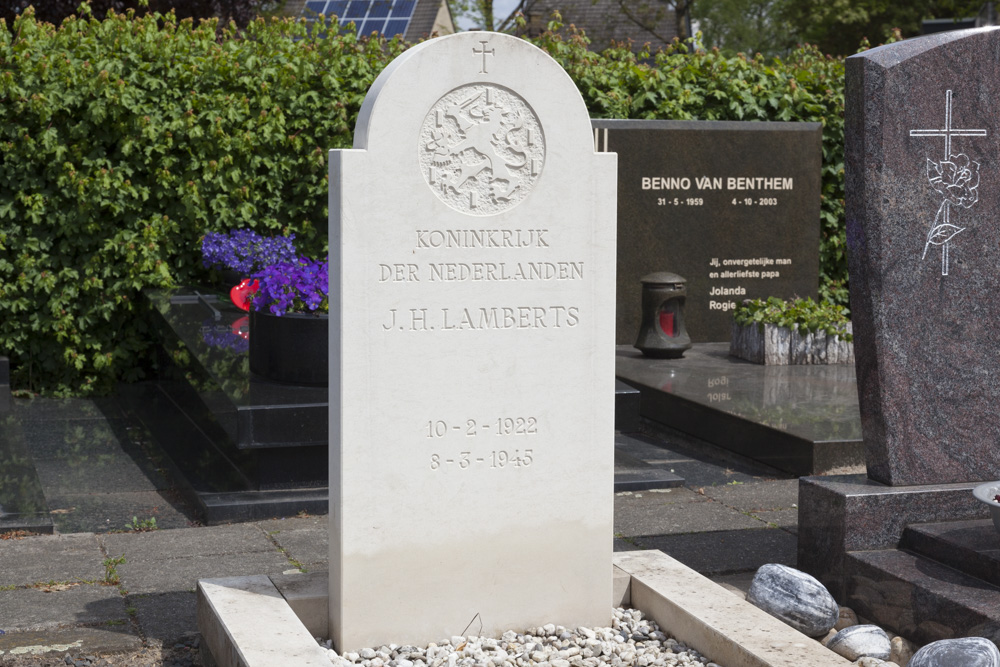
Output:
[847, 27, 1000, 485]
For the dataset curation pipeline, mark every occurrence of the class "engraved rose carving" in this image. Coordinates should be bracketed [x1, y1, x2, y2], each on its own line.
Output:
[927, 153, 980, 208]
[922, 153, 980, 264]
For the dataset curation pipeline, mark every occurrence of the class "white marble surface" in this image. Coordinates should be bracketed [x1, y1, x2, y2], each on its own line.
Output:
[329, 31, 617, 651]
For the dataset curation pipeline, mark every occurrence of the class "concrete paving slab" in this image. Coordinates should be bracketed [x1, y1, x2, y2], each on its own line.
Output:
[697, 479, 800, 511]
[129, 591, 198, 647]
[257, 515, 326, 533]
[633, 528, 798, 575]
[271, 572, 327, 638]
[0, 583, 127, 631]
[752, 508, 799, 533]
[258, 517, 328, 569]
[613, 537, 640, 552]
[0, 626, 142, 661]
[614, 488, 765, 537]
[45, 491, 193, 534]
[709, 571, 756, 598]
[0, 533, 104, 587]
[117, 550, 295, 595]
[100, 523, 276, 563]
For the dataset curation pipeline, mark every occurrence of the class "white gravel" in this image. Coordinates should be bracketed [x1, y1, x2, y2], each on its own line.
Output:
[318, 608, 723, 667]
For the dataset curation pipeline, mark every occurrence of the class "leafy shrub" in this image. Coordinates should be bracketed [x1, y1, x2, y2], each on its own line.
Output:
[0, 7, 405, 394]
[734, 296, 852, 341]
[0, 9, 847, 395]
[531, 22, 847, 307]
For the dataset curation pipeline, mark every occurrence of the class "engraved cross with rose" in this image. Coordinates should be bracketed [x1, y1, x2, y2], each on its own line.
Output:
[909, 89, 987, 276]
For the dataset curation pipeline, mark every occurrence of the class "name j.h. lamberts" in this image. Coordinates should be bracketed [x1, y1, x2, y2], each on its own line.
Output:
[382, 306, 580, 331]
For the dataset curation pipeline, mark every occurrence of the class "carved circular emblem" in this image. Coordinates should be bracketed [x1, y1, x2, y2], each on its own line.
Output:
[419, 84, 545, 216]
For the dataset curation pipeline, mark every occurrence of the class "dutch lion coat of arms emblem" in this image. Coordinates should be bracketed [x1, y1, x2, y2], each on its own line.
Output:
[419, 84, 545, 215]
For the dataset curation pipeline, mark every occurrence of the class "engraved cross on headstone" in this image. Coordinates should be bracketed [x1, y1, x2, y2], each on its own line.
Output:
[908, 89, 987, 275]
[473, 40, 495, 73]
[909, 90, 987, 160]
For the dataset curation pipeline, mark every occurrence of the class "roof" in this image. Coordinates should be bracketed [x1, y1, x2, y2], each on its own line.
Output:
[512, 0, 679, 51]
[283, 0, 454, 41]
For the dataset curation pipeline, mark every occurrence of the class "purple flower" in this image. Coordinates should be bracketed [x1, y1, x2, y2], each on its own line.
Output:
[201, 320, 250, 353]
[201, 230, 298, 275]
[251, 257, 329, 316]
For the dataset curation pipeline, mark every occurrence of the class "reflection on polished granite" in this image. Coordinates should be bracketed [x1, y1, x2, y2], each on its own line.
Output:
[144, 288, 326, 448]
[616, 343, 862, 475]
[0, 397, 198, 534]
[118, 289, 328, 524]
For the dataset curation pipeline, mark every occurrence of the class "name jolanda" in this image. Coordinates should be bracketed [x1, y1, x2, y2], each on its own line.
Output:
[383, 306, 580, 331]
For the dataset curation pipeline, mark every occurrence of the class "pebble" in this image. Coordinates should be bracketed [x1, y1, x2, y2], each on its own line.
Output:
[835, 606, 859, 631]
[890, 635, 917, 666]
[826, 625, 890, 661]
[908, 637, 1000, 667]
[321, 608, 724, 667]
[746, 563, 839, 637]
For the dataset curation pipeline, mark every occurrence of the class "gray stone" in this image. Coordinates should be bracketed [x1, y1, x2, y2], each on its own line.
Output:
[730, 323, 853, 365]
[846, 27, 1000, 485]
[826, 624, 891, 661]
[746, 563, 839, 637]
[854, 659, 888, 667]
[909, 637, 1000, 667]
[890, 635, 918, 666]
[835, 606, 859, 631]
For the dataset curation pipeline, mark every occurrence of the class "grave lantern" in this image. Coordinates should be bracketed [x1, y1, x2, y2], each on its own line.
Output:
[634, 272, 692, 358]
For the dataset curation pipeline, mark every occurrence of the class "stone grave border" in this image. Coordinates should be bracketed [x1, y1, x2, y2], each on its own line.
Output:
[196, 550, 851, 667]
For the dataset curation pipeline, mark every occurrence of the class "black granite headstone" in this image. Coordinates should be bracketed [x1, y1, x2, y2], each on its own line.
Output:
[594, 119, 822, 344]
[846, 27, 1000, 486]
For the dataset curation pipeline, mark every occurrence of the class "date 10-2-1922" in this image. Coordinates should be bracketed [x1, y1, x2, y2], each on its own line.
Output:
[425, 417, 538, 438]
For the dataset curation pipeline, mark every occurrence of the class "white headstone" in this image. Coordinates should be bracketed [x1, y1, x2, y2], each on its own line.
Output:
[329, 31, 617, 651]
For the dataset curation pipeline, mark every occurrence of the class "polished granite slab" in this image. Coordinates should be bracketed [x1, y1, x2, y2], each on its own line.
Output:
[797, 475, 996, 646]
[145, 289, 327, 449]
[0, 397, 198, 534]
[616, 343, 863, 475]
[0, 412, 52, 533]
[902, 520, 1000, 588]
[121, 289, 329, 523]
[132, 289, 685, 523]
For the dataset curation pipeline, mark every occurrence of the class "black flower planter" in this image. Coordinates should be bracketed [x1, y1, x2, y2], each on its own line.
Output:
[249, 310, 329, 386]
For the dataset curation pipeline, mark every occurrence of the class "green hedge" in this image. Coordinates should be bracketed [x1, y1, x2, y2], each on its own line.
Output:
[0, 9, 847, 395]
[532, 24, 847, 307]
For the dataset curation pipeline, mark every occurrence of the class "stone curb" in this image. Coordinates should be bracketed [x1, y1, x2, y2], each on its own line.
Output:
[197, 550, 851, 667]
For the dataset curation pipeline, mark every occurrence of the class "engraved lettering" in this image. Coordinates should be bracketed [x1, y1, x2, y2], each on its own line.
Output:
[382, 308, 397, 331]
[423, 261, 584, 282]
[414, 229, 550, 250]
[379, 263, 419, 282]
[421, 306, 583, 331]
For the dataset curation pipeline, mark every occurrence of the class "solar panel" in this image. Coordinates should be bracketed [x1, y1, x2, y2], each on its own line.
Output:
[301, 0, 419, 38]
